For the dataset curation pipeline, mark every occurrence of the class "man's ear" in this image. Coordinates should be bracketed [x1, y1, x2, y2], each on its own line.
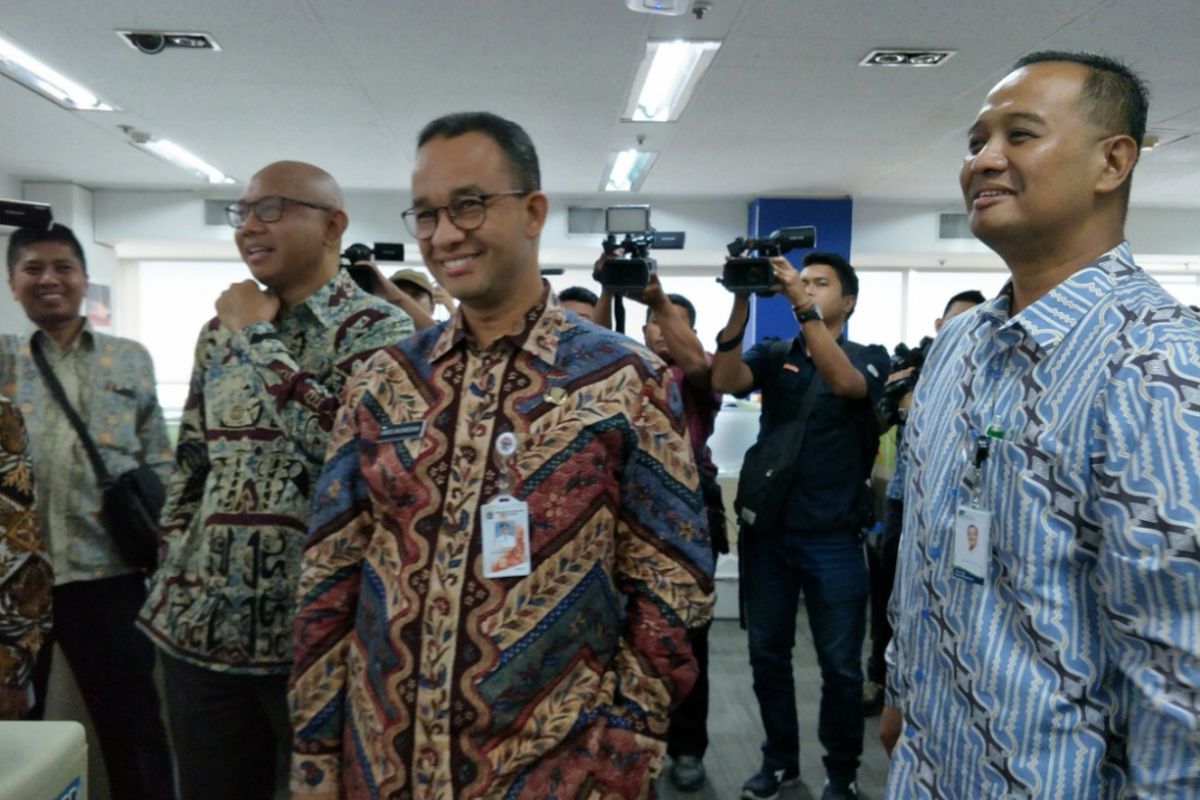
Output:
[524, 192, 549, 238]
[843, 294, 857, 316]
[1095, 134, 1138, 196]
[326, 209, 350, 246]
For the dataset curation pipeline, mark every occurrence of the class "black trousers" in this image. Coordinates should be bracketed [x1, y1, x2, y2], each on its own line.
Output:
[866, 498, 903, 686]
[667, 619, 712, 759]
[160, 653, 290, 800]
[27, 572, 175, 800]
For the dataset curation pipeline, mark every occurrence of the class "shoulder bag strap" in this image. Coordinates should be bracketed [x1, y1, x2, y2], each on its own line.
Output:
[29, 336, 112, 487]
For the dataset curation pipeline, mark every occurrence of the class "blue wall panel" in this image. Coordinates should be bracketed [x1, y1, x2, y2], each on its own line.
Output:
[746, 197, 853, 345]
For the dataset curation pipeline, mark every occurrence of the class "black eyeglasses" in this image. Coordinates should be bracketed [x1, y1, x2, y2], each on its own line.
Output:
[225, 195, 333, 228]
[401, 191, 530, 240]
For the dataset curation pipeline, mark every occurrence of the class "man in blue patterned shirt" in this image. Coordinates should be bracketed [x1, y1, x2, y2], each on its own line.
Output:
[883, 52, 1200, 797]
[138, 161, 414, 800]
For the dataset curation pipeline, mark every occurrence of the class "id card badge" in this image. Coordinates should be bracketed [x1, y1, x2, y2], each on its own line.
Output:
[481, 495, 532, 578]
[952, 504, 992, 584]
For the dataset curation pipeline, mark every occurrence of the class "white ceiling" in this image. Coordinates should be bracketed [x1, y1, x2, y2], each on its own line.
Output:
[1, 0, 1198, 207]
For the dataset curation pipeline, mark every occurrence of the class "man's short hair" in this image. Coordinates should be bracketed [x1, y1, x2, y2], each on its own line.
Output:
[6, 223, 87, 277]
[943, 290, 986, 316]
[559, 286, 598, 307]
[417, 112, 541, 192]
[644, 292, 697, 328]
[1014, 51, 1149, 153]
[802, 251, 858, 298]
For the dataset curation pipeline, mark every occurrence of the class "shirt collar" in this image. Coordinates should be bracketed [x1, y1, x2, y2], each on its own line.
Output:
[430, 280, 562, 365]
[289, 268, 361, 329]
[984, 242, 1131, 353]
[29, 317, 95, 355]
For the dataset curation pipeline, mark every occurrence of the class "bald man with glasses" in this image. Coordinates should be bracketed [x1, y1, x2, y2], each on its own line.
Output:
[138, 161, 414, 800]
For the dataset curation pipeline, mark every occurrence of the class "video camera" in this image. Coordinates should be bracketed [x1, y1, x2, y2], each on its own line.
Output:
[595, 205, 657, 292]
[341, 242, 405, 293]
[719, 226, 817, 294]
[876, 336, 934, 428]
[0, 199, 53, 229]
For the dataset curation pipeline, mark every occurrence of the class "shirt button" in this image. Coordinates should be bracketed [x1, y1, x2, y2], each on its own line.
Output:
[929, 546, 941, 558]
[921, 608, 931, 619]
[906, 725, 916, 738]
[915, 668, 925, 682]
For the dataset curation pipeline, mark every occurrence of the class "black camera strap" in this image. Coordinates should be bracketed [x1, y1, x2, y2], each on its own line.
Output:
[30, 334, 113, 488]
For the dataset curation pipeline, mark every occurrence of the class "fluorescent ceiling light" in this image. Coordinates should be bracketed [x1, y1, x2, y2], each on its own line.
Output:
[623, 40, 720, 122]
[0, 32, 115, 111]
[134, 138, 235, 184]
[601, 149, 658, 192]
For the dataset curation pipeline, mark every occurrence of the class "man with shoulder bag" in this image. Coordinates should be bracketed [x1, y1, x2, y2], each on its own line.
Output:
[3, 222, 175, 799]
[712, 251, 888, 800]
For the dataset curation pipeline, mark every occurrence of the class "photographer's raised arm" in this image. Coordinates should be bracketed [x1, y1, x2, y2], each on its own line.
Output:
[711, 293, 755, 395]
[643, 276, 709, 390]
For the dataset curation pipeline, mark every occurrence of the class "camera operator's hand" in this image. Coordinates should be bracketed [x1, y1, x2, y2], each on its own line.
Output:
[216, 280, 280, 333]
[622, 272, 669, 310]
[880, 705, 903, 756]
[887, 367, 917, 412]
[770, 256, 810, 309]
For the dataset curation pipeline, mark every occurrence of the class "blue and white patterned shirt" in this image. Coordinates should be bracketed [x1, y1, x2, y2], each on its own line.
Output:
[886, 244, 1200, 798]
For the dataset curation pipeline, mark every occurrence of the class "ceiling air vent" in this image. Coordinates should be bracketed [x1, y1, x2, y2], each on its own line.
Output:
[861, 49, 955, 68]
[938, 212, 974, 240]
[117, 31, 221, 54]
[567, 206, 606, 235]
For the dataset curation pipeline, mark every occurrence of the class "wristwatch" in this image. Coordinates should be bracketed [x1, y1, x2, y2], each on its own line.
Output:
[793, 303, 823, 324]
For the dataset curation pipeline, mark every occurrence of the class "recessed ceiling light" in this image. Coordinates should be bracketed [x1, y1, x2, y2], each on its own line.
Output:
[123, 128, 234, 184]
[0, 31, 116, 110]
[860, 49, 956, 68]
[601, 149, 658, 192]
[623, 40, 721, 122]
[116, 31, 221, 54]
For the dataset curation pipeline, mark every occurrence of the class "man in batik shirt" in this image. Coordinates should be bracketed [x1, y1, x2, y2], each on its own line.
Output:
[138, 161, 413, 799]
[0, 395, 51, 719]
[290, 112, 713, 799]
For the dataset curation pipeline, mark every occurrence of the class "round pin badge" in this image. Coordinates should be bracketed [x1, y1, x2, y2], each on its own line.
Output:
[495, 432, 518, 457]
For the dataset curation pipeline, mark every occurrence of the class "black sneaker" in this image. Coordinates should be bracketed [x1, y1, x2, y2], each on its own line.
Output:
[820, 778, 859, 800]
[741, 765, 800, 800]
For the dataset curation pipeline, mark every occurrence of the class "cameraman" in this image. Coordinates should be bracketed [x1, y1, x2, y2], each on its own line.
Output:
[349, 259, 441, 330]
[864, 289, 984, 717]
[712, 252, 888, 800]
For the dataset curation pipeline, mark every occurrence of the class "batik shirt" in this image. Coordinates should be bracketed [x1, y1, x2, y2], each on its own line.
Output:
[887, 244, 1200, 798]
[290, 288, 714, 799]
[1, 324, 172, 583]
[0, 396, 51, 702]
[139, 269, 413, 674]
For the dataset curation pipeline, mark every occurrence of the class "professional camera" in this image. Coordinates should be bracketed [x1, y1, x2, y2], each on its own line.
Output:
[876, 336, 934, 428]
[595, 205, 657, 292]
[719, 226, 817, 294]
[340, 242, 405, 293]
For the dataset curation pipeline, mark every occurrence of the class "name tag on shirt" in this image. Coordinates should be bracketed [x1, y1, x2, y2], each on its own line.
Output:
[481, 495, 531, 578]
[378, 420, 426, 443]
[952, 505, 991, 584]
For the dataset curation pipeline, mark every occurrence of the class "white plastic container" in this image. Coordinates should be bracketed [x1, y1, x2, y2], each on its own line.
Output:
[0, 721, 88, 800]
[713, 553, 740, 620]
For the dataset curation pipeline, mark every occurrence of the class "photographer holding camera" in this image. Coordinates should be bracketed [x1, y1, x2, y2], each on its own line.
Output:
[863, 289, 984, 718]
[712, 252, 888, 800]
